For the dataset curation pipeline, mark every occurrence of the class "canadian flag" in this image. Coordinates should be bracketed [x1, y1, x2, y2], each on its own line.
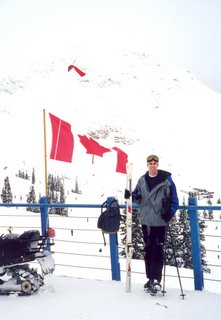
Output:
[112, 147, 128, 174]
[49, 113, 128, 173]
[49, 113, 74, 163]
[68, 65, 86, 77]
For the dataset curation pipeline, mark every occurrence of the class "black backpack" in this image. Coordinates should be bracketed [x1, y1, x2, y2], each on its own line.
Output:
[97, 197, 121, 244]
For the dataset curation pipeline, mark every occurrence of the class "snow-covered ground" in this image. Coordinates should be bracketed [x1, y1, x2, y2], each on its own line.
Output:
[1, 275, 221, 320]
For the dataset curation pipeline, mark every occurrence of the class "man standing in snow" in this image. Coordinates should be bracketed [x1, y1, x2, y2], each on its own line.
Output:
[125, 154, 179, 294]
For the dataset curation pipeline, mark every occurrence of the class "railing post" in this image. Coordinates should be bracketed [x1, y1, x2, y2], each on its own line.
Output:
[107, 197, 121, 281]
[39, 196, 50, 251]
[188, 196, 204, 290]
[109, 233, 121, 281]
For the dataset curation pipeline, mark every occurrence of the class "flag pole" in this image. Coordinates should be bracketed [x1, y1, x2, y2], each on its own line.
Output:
[43, 109, 48, 197]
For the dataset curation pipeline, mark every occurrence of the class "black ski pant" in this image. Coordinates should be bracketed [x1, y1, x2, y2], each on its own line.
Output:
[142, 225, 166, 283]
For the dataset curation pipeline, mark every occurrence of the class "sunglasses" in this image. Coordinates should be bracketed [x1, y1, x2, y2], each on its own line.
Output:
[147, 155, 159, 162]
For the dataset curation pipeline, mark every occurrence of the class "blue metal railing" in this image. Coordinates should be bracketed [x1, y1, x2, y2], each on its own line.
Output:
[1, 196, 221, 290]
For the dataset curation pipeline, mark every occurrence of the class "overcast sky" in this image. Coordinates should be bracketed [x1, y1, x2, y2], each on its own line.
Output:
[1, 0, 221, 92]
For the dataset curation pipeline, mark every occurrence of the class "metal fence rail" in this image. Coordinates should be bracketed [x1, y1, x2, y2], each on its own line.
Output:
[1, 196, 221, 290]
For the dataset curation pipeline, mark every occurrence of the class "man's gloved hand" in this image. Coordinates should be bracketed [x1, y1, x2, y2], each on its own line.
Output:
[124, 189, 131, 199]
[162, 210, 174, 223]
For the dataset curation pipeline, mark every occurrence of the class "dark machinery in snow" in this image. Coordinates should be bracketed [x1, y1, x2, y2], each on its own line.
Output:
[0, 229, 55, 295]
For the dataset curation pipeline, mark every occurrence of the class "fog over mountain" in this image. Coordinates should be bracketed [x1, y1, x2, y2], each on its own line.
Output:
[1, 0, 221, 92]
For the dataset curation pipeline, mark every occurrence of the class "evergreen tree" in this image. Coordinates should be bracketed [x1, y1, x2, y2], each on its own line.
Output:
[26, 185, 39, 212]
[55, 184, 68, 216]
[198, 212, 210, 272]
[1, 176, 13, 203]
[48, 174, 67, 216]
[165, 208, 210, 273]
[165, 214, 183, 267]
[32, 168, 36, 185]
[73, 176, 82, 194]
[165, 209, 193, 269]
[207, 199, 214, 219]
[75, 176, 80, 194]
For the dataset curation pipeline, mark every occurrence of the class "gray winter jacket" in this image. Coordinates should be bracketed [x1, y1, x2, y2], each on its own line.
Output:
[132, 170, 179, 227]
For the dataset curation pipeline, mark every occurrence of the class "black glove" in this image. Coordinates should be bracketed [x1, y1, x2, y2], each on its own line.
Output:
[162, 210, 174, 223]
[124, 189, 131, 199]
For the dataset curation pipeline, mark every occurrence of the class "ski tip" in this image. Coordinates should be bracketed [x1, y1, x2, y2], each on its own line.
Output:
[126, 162, 133, 172]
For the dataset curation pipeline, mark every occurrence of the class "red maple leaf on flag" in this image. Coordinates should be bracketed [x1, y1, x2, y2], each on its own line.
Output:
[112, 147, 128, 174]
[78, 135, 111, 163]
[68, 65, 86, 77]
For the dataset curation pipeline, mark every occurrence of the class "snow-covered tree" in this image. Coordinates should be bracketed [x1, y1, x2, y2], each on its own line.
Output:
[1, 176, 13, 203]
[26, 185, 39, 212]
[32, 168, 36, 185]
[165, 208, 210, 273]
[48, 174, 67, 216]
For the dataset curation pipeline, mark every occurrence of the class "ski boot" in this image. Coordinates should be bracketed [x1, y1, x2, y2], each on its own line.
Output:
[149, 280, 162, 296]
[144, 280, 152, 293]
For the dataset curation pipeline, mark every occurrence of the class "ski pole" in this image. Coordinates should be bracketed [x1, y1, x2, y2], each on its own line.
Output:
[162, 253, 166, 295]
[169, 227, 185, 299]
[162, 226, 168, 295]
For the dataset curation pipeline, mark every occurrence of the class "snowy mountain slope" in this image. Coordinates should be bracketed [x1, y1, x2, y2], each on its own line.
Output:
[0, 50, 221, 198]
